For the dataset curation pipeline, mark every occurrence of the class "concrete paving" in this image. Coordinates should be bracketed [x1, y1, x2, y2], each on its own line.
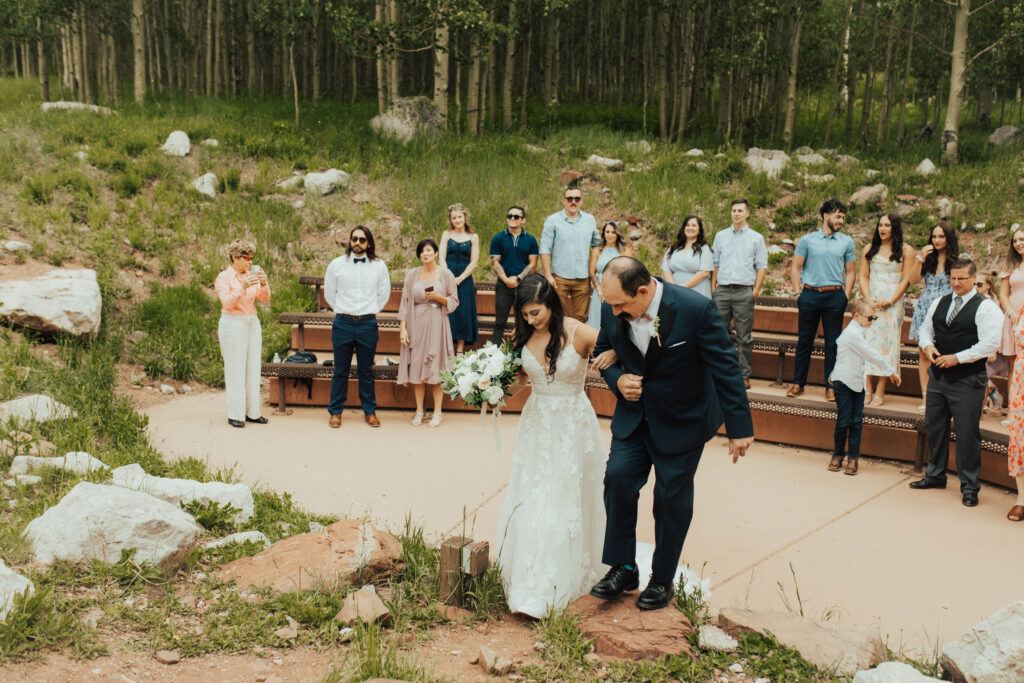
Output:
[145, 392, 1023, 658]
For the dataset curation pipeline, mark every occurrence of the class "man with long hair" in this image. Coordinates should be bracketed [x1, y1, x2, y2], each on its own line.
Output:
[323, 226, 390, 428]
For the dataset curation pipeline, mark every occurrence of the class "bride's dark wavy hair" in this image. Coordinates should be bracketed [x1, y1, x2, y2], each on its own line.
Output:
[512, 273, 565, 382]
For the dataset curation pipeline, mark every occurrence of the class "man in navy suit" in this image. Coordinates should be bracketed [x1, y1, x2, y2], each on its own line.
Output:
[591, 257, 754, 610]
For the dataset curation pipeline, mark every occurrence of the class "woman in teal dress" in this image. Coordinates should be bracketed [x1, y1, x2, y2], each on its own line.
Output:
[439, 203, 479, 354]
[587, 221, 630, 328]
[661, 215, 713, 298]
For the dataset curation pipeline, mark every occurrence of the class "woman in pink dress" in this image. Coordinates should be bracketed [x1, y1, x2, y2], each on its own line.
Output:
[398, 239, 459, 427]
[1005, 299, 1024, 522]
[997, 228, 1024, 373]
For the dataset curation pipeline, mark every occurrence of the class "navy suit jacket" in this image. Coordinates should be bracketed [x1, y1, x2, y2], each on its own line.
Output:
[594, 280, 754, 457]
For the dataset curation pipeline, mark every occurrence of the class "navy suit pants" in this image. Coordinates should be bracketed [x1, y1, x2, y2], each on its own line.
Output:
[328, 316, 378, 415]
[603, 421, 701, 585]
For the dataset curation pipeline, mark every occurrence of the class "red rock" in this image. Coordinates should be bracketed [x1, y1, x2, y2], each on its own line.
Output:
[567, 595, 694, 661]
[154, 650, 180, 665]
[439, 604, 474, 621]
[560, 170, 584, 187]
[215, 520, 400, 592]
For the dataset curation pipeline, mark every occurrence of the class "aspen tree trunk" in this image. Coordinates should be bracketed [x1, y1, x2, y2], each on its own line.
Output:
[79, 9, 92, 103]
[466, 33, 481, 135]
[312, 0, 323, 103]
[782, 8, 803, 145]
[145, 9, 157, 94]
[289, 42, 299, 128]
[162, 0, 175, 92]
[375, 1, 386, 113]
[454, 50, 462, 131]
[823, 0, 852, 145]
[501, 1, 515, 129]
[486, 30, 496, 128]
[844, 0, 866, 146]
[37, 18, 49, 102]
[213, 0, 224, 96]
[675, 6, 694, 141]
[519, 22, 531, 130]
[656, 3, 669, 140]
[896, 2, 917, 143]
[246, 0, 256, 91]
[941, 0, 969, 165]
[542, 16, 555, 113]
[204, 0, 213, 94]
[107, 33, 118, 103]
[387, 0, 399, 104]
[433, 19, 449, 122]
[873, 15, 896, 145]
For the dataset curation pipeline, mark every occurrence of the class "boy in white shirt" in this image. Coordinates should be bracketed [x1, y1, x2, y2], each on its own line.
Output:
[828, 300, 901, 475]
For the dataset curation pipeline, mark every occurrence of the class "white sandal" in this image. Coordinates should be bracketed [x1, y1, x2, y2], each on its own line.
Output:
[428, 412, 443, 427]
[864, 393, 874, 405]
[411, 412, 424, 426]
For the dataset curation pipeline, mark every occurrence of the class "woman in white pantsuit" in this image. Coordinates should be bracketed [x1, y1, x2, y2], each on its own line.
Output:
[214, 239, 271, 428]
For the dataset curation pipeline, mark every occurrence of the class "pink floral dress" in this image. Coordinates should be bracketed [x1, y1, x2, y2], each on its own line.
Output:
[1008, 301, 1024, 477]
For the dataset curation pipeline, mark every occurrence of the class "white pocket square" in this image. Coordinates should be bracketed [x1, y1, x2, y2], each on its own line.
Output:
[666, 340, 687, 349]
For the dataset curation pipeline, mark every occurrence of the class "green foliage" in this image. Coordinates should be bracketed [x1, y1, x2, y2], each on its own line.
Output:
[179, 500, 241, 534]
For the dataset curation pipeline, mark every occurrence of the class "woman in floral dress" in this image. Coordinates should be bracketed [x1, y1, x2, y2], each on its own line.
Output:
[859, 214, 915, 406]
[1006, 300, 1024, 522]
[908, 222, 958, 412]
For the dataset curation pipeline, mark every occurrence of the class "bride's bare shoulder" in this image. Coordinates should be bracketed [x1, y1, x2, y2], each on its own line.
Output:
[570, 321, 599, 354]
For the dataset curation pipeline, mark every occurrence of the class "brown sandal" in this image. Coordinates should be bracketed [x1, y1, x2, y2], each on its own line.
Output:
[1008, 505, 1024, 522]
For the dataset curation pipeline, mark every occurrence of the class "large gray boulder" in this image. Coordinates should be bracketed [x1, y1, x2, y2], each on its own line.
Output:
[10, 451, 108, 476]
[796, 152, 827, 165]
[940, 601, 1024, 682]
[586, 154, 625, 171]
[191, 173, 217, 198]
[304, 169, 350, 197]
[989, 126, 1023, 146]
[0, 395, 75, 425]
[0, 560, 34, 622]
[110, 463, 254, 525]
[23, 482, 203, 570]
[160, 131, 190, 157]
[0, 269, 102, 336]
[849, 183, 889, 206]
[744, 148, 790, 178]
[916, 158, 938, 176]
[718, 607, 885, 676]
[369, 96, 446, 143]
[853, 662, 942, 682]
[41, 101, 115, 115]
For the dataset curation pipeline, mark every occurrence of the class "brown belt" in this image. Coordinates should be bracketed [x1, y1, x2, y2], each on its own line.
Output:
[803, 285, 843, 292]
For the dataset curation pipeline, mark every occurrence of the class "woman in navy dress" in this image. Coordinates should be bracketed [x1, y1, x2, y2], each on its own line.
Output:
[439, 203, 479, 354]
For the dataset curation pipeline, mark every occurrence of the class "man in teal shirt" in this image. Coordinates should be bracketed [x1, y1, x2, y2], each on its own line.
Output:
[540, 187, 601, 321]
[787, 198, 857, 401]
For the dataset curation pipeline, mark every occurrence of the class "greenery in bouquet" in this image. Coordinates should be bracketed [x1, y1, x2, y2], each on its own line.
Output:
[441, 340, 523, 411]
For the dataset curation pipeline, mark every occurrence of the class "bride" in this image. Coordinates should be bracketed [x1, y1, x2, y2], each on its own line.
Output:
[496, 273, 609, 618]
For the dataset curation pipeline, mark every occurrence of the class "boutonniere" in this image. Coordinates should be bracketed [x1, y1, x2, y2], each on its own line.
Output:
[651, 315, 661, 346]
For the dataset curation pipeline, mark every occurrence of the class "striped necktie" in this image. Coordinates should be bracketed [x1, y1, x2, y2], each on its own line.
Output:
[946, 295, 964, 325]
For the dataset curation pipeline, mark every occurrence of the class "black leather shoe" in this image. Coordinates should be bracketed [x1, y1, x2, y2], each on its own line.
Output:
[909, 478, 946, 490]
[636, 580, 674, 611]
[962, 493, 979, 507]
[245, 416, 269, 424]
[227, 419, 245, 428]
[589, 565, 640, 600]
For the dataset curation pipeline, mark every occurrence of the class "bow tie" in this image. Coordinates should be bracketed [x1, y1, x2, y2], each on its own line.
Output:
[352, 257, 366, 264]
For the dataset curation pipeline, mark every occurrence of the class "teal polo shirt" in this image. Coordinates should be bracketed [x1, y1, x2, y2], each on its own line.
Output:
[795, 229, 856, 287]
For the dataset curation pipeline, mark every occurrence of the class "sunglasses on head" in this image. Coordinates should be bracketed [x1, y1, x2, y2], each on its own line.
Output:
[564, 196, 582, 203]
[351, 236, 367, 244]
[507, 213, 524, 219]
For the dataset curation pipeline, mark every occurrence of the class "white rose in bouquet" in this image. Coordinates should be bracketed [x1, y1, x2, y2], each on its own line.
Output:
[485, 385, 505, 405]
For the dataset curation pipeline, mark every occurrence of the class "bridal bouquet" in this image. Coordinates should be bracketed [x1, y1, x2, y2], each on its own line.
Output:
[441, 340, 522, 415]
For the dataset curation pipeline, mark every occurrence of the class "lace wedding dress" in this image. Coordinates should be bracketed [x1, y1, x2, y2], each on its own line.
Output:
[496, 329, 607, 618]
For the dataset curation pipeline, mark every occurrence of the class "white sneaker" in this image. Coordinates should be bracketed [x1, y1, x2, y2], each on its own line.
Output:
[428, 412, 443, 427]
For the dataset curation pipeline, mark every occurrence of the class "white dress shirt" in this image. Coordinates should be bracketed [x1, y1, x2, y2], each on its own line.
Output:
[829, 321, 896, 393]
[916, 288, 1004, 364]
[323, 254, 391, 316]
[628, 279, 664, 356]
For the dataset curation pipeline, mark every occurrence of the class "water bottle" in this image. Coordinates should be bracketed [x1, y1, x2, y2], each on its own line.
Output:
[273, 352, 281, 363]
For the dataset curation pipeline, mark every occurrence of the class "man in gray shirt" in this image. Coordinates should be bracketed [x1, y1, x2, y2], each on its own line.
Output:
[540, 187, 601, 321]
[711, 198, 768, 388]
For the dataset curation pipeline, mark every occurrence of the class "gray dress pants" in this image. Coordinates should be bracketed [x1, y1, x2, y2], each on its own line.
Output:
[712, 285, 754, 379]
[923, 368, 987, 495]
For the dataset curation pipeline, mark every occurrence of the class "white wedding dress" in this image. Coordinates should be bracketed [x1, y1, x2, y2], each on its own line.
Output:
[496, 328, 607, 618]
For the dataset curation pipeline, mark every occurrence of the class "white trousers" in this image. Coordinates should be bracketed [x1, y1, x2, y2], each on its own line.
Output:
[218, 314, 263, 421]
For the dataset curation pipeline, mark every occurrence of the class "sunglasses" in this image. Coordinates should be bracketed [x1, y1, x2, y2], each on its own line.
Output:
[351, 236, 368, 244]
[507, 213, 524, 220]
[864, 315, 878, 322]
[239, 255, 253, 261]
[976, 282, 987, 287]
[564, 196, 582, 203]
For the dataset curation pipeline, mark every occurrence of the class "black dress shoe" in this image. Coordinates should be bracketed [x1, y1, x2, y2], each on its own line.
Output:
[636, 580, 674, 611]
[962, 493, 979, 507]
[245, 416, 269, 424]
[227, 419, 245, 428]
[589, 565, 640, 600]
[909, 478, 946, 490]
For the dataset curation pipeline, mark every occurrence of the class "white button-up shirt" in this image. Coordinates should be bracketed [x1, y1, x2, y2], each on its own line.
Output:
[829, 321, 896, 392]
[916, 288, 1003, 364]
[628, 279, 664, 356]
[323, 254, 391, 316]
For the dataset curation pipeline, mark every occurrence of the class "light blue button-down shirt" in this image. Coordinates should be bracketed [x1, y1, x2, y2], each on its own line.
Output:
[711, 225, 768, 286]
[540, 209, 600, 279]
[795, 228, 856, 287]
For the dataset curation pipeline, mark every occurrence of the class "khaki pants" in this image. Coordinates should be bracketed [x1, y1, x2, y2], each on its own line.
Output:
[554, 275, 591, 322]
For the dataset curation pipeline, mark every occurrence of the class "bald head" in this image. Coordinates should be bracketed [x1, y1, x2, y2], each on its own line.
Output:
[603, 256, 652, 296]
